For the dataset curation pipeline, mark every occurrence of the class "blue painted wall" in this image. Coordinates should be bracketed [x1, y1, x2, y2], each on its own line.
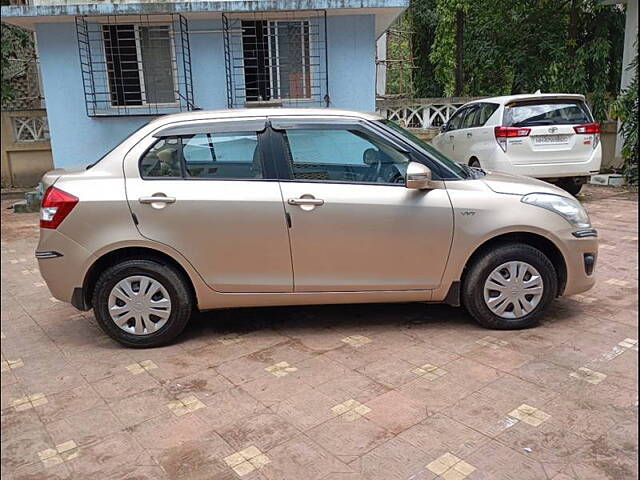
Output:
[35, 14, 376, 168]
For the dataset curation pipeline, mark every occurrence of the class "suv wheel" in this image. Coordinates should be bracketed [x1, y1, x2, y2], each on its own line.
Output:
[462, 243, 557, 329]
[93, 259, 193, 348]
[558, 177, 583, 196]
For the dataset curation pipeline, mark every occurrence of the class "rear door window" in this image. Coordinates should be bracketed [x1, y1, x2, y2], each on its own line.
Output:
[503, 100, 592, 127]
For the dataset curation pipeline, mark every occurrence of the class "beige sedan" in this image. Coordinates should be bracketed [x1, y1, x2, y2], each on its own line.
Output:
[36, 109, 597, 347]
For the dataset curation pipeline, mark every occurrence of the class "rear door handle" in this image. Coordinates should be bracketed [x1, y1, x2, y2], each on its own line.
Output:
[287, 198, 324, 206]
[467, 132, 473, 138]
[139, 196, 176, 204]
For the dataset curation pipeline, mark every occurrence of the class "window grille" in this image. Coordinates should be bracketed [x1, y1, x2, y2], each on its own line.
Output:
[222, 11, 329, 109]
[76, 14, 194, 117]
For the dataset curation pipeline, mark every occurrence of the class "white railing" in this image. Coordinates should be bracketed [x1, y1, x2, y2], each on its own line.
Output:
[11, 113, 50, 143]
[376, 97, 481, 130]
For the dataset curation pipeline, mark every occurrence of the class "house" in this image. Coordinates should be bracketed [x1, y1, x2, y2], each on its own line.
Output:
[1, 0, 407, 170]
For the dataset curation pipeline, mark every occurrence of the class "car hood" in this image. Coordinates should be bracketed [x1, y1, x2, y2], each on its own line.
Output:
[480, 171, 572, 198]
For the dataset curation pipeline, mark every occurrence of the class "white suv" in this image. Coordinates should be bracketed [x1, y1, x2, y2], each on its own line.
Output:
[432, 94, 602, 195]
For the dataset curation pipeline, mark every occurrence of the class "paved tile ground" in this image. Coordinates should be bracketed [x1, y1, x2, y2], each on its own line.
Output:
[1, 185, 638, 480]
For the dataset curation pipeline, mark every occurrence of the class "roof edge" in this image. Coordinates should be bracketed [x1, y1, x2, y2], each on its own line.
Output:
[1, 0, 409, 19]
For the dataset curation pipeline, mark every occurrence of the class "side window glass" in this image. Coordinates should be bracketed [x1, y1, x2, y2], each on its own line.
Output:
[183, 132, 262, 179]
[476, 103, 499, 126]
[448, 108, 466, 131]
[140, 137, 182, 178]
[461, 108, 479, 129]
[283, 128, 409, 184]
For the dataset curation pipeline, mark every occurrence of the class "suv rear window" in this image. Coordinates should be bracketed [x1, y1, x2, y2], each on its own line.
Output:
[503, 99, 593, 127]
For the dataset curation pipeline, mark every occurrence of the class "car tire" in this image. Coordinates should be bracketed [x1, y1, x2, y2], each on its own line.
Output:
[462, 243, 557, 330]
[93, 259, 193, 348]
[558, 177, 583, 196]
[469, 158, 481, 168]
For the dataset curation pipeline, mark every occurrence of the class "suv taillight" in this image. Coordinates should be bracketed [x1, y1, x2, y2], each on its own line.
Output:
[40, 187, 78, 229]
[494, 126, 531, 152]
[573, 122, 600, 134]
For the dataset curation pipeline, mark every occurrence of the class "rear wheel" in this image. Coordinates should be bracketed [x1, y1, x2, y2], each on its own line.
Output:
[93, 259, 193, 348]
[462, 243, 557, 329]
[558, 177, 584, 196]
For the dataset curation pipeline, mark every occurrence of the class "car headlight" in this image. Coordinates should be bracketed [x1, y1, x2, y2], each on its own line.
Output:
[521, 193, 591, 228]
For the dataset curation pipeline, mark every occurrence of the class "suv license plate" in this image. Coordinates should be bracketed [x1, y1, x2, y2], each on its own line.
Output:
[534, 134, 570, 144]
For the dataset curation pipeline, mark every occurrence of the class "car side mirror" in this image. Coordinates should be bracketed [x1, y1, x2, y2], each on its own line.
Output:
[405, 162, 435, 190]
[440, 124, 447, 133]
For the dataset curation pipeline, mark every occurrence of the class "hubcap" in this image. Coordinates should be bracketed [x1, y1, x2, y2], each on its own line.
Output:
[483, 261, 544, 319]
[107, 275, 171, 335]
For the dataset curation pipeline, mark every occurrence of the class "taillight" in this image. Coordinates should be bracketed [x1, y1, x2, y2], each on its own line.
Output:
[573, 122, 600, 134]
[494, 126, 531, 152]
[40, 187, 78, 229]
[494, 126, 532, 138]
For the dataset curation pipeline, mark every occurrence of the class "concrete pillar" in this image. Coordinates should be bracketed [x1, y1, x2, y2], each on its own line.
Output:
[615, 0, 638, 159]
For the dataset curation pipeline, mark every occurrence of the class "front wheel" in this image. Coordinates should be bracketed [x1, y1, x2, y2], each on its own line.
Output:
[93, 259, 193, 348]
[462, 243, 557, 329]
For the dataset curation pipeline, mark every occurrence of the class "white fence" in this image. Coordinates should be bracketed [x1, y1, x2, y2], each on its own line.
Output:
[376, 97, 481, 130]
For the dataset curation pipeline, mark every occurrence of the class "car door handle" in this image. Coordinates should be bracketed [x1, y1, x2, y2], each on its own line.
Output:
[287, 198, 324, 206]
[139, 196, 176, 204]
[467, 132, 473, 138]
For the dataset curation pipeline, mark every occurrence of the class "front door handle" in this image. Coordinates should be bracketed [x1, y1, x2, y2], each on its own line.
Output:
[467, 132, 473, 138]
[139, 195, 176, 204]
[287, 198, 324, 206]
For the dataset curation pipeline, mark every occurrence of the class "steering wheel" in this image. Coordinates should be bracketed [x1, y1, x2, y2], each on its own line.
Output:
[362, 148, 382, 182]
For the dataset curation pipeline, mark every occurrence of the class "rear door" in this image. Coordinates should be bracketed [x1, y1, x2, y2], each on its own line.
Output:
[124, 118, 293, 293]
[501, 99, 597, 165]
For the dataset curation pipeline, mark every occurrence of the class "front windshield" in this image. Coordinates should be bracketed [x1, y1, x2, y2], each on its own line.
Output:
[377, 119, 469, 179]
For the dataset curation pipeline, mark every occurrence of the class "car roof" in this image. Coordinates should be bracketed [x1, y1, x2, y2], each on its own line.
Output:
[147, 108, 383, 127]
[464, 93, 587, 107]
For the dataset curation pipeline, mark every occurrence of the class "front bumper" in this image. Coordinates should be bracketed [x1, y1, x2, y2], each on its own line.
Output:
[559, 229, 598, 296]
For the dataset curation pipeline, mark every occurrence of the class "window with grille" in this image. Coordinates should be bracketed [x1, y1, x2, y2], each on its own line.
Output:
[223, 11, 328, 108]
[76, 15, 193, 117]
[241, 20, 311, 102]
[103, 24, 176, 106]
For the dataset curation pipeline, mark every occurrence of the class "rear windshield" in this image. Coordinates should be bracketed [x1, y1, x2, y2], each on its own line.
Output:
[503, 99, 593, 127]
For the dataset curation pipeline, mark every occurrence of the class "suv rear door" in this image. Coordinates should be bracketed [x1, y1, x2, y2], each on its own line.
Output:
[123, 118, 293, 293]
[500, 98, 598, 165]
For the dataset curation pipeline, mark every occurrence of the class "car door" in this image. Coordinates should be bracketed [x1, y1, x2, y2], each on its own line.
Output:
[439, 107, 468, 160]
[270, 117, 454, 293]
[468, 103, 500, 166]
[124, 118, 293, 293]
[453, 105, 480, 163]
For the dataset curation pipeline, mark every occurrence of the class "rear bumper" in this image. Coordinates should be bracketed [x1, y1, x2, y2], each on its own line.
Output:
[485, 144, 602, 179]
[36, 229, 91, 306]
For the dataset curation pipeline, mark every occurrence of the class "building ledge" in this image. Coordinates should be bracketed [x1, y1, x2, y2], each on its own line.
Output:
[2, 0, 408, 18]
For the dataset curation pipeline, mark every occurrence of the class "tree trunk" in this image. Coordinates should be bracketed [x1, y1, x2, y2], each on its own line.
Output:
[567, 0, 579, 56]
[455, 8, 464, 96]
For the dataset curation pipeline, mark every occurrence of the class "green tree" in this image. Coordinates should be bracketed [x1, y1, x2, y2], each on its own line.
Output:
[1, 23, 33, 104]
[407, 0, 625, 119]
